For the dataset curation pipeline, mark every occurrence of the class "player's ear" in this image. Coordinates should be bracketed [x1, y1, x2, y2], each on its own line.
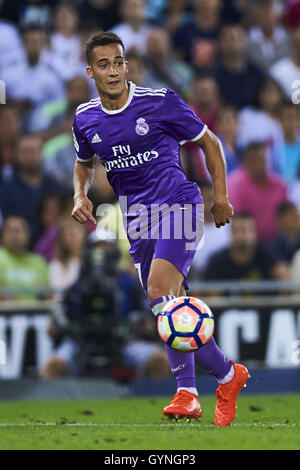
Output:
[86, 65, 94, 79]
[125, 61, 128, 73]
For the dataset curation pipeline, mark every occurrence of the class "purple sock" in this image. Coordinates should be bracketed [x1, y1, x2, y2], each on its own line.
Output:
[150, 296, 196, 389]
[164, 344, 196, 389]
[194, 337, 232, 381]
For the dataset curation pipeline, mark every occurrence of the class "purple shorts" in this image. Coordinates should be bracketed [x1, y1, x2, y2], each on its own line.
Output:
[125, 203, 204, 293]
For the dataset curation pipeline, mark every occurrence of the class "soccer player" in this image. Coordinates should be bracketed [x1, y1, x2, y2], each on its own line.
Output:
[71, 31, 250, 426]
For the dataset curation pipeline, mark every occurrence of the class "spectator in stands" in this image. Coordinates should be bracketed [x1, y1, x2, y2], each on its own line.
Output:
[49, 216, 86, 294]
[274, 101, 300, 184]
[270, 27, 300, 98]
[0, 105, 22, 183]
[291, 247, 300, 281]
[42, 229, 150, 378]
[221, 0, 252, 25]
[203, 212, 290, 284]
[0, 0, 55, 29]
[164, 0, 191, 34]
[188, 73, 221, 132]
[79, 0, 121, 31]
[0, 19, 24, 73]
[1, 24, 65, 126]
[73, 28, 100, 99]
[283, 0, 300, 30]
[29, 75, 90, 137]
[112, 0, 153, 54]
[50, 2, 81, 76]
[146, 0, 168, 28]
[122, 311, 171, 380]
[97, 199, 134, 273]
[237, 76, 285, 170]
[0, 136, 63, 242]
[0, 216, 49, 301]
[143, 27, 194, 98]
[191, 181, 231, 277]
[215, 106, 241, 175]
[182, 73, 222, 181]
[126, 50, 147, 86]
[184, 104, 241, 183]
[173, 0, 221, 69]
[227, 142, 287, 242]
[34, 193, 65, 262]
[211, 23, 264, 109]
[41, 113, 76, 189]
[247, 0, 290, 73]
[267, 201, 300, 265]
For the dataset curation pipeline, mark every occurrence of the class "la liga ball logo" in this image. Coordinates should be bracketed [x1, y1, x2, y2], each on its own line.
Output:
[157, 296, 214, 352]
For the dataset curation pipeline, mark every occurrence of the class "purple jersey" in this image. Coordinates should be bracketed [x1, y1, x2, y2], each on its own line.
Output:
[72, 82, 207, 208]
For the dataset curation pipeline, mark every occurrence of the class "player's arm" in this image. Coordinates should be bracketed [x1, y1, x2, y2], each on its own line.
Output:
[194, 128, 234, 228]
[72, 158, 97, 225]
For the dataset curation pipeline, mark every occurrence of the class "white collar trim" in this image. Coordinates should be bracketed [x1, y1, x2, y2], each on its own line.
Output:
[101, 81, 136, 114]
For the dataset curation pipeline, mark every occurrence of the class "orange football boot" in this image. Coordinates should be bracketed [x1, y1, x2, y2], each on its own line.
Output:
[163, 390, 202, 421]
[214, 361, 250, 426]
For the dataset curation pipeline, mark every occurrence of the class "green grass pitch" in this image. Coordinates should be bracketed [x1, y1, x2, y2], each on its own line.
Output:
[0, 394, 299, 450]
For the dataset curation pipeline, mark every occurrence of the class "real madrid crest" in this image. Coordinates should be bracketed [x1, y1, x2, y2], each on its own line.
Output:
[135, 117, 149, 136]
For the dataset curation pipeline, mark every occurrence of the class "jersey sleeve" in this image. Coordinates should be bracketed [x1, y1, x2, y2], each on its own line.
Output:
[161, 90, 207, 145]
[72, 114, 95, 162]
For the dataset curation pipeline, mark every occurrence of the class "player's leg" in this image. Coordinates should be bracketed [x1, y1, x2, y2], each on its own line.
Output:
[147, 258, 201, 420]
[149, 261, 250, 425]
[192, 316, 250, 425]
[177, 284, 234, 385]
[148, 258, 196, 395]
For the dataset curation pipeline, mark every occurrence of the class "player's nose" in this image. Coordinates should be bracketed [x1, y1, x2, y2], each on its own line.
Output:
[108, 64, 118, 75]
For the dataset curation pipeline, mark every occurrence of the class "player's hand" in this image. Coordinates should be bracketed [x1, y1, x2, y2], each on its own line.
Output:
[210, 198, 234, 228]
[72, 195, 97, 225]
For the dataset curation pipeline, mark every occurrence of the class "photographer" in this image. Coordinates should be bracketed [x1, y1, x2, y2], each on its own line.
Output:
[42, 228, 133, 377]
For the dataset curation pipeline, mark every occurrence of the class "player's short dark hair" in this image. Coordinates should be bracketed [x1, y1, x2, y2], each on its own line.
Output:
[85, 31, 125, 65]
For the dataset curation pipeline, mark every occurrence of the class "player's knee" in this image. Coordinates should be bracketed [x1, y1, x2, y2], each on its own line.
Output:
[147, 282, 177, 301]
[147, 283, 163, 301]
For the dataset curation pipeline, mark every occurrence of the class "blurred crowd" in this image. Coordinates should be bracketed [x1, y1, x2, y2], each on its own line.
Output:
[1, 0, 300, 379]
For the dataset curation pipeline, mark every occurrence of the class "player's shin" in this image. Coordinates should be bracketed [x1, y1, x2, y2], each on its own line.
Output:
[164, 344, 197, 394]
[150, 295, 198, 395]
[194, 337, 234, 383]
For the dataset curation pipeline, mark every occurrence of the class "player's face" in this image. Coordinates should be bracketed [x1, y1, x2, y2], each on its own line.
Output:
[86, 43, 128, 98]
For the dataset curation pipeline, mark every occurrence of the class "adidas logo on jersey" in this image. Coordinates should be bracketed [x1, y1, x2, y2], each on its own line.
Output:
[91, 133, 102, 143]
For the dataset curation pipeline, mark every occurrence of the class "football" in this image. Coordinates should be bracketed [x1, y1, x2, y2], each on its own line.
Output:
[157, 296, 214, 352]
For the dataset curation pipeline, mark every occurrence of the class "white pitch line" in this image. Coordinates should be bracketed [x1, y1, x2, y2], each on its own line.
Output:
[0, 423, 298, 428]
